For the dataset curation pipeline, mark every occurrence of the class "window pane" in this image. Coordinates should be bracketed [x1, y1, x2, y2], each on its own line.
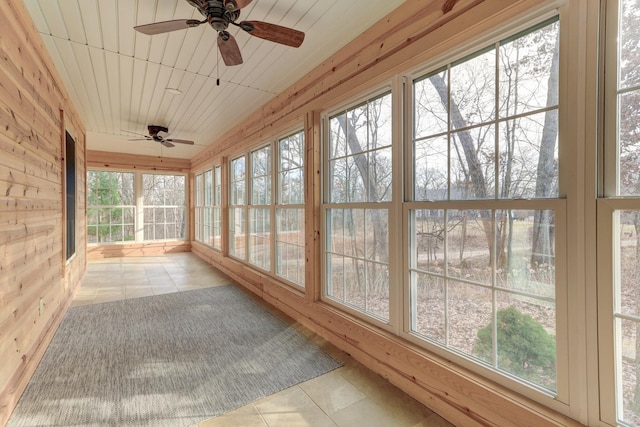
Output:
[447, 210, 492, 285]
[249, 207, 271, 270]
[619, 91, 640, 196]
[329, 92, 393, 204]
[414, 135, 448, 201]
[450, 49, 496, 128]
[252, 146, 271, 205]
[450, 124, 495, 200]
[276, 208, 305, 285]
[493, 294, 557, 391]
[619, 0, 640, 90]
[409, 207, 558, 391]
[499, 111, 558, 199]
[412, 273, 446, 343]
[278, 131, 305, 206]
[141, 174, 185, 241]
[326, 208, 389, 321]
[86, 171, 136, 244]
[497, 210, 555, 299]
[499, 20, 559, 117]
[229, 207, 246, 259]
[231, 157, 246, 205]
[414, 68, 449, 138]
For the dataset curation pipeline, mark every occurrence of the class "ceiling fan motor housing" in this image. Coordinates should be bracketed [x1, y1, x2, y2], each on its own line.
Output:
[148, 125, 169, 136]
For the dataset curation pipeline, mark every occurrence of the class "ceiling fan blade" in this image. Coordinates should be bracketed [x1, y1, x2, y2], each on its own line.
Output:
[223, 0, 253, 10]
[165, 138, 195, 145]
[240, 21, 304, 47]
[129, 138, 151, 141]
[235, 0, 253, 8]
[218, 33, 243, 66]
[161, 141, 175, 148]
[134, 19, 202, 35]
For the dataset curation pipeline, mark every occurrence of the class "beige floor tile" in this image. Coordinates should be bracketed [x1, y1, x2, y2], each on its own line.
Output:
[198, 404, 268, 427]
[254, 387, 336, 427]
[299, 369, 366, 415]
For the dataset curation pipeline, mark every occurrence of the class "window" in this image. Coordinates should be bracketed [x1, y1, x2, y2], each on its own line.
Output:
[408, 18, 561, 393]
[599, 0, 640, 423]
[142, 174, 186, 241]
[87, 171, 135, 243]
[249, 146, 272, 270]
[87, 170, 187, 244]
[229, 156, 247, 259]
[195, 173, 204, 243]
[324, 91, 393, 322]
[213, 165, 222, 250]
[65, 131, 76, 259]
[276, 131, 305, 286]
[203, 169, 214, 246]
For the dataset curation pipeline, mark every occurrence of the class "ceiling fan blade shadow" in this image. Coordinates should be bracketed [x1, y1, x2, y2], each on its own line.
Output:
[165, 139, 195, 145]
[240, 21, 304, 47]
[218, 33, 243, 66]
[134, 19, 202, 35]
[161, 141, 175, 148]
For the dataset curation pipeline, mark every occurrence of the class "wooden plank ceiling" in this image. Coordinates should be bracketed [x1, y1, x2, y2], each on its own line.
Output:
[23, 0, 404, 159]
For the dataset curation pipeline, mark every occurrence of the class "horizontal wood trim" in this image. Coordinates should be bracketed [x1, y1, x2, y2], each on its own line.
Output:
[87, 150, 191, 173]
[86, 242, 192, 259]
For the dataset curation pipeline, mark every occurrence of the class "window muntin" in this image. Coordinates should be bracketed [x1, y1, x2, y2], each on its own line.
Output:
[87, 171, 135, 244]
[408, 18, 560, 393]
[324, 91, 393, 322]
[230, 156, 247, 259]
[276, 131, 305, 286]
[142, 174, 186, 241]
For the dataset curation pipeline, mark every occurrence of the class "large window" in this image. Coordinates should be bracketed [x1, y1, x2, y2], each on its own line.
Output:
[324, 91, 393, 322]
[249, 146, 272, 270]
[87, 170, 186, 244]
[229, 156, 247, 259]
[213, 165, 222, 250]
[226, 131, 305, 287]
[203, 169, 213, 246]
[407, 18, 561, 393]
[195, 172, 204, 243]
[143, 174, 186, 241]
[87, 171, 135, 243]
[195, 167, 221, 249]
[276, 131, 305, 286]
[600, 0, 640, 424]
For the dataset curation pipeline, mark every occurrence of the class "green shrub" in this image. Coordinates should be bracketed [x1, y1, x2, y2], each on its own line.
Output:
[474, 306, 556, 387]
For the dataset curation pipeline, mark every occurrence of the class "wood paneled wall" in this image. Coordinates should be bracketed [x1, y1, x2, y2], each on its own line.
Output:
[191, 0, 582, 426]
[0, 0, 86, 424]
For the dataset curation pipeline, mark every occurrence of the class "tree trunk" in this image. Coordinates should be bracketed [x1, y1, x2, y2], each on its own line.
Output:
[335, 115, 389, 263]
[531, 34, 560, 266]
[429, 74, 496, 266]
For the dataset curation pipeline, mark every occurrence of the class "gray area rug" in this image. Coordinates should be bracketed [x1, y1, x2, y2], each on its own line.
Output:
[8, 285, 341, 427]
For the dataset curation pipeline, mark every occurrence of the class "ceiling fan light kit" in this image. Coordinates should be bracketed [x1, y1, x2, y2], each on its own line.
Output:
[134, 0, 305, 66]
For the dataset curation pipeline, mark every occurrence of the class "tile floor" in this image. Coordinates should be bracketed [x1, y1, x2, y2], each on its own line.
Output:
[76, 253, 454, 427]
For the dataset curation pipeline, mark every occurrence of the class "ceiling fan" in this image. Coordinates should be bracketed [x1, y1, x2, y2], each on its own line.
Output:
[127, 125, 195, 148]
[134, 0, 305, 66]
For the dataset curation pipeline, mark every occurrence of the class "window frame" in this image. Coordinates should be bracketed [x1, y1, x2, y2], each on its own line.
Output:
[597, 0, 640, 423]
[321, 86, 398, 332]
